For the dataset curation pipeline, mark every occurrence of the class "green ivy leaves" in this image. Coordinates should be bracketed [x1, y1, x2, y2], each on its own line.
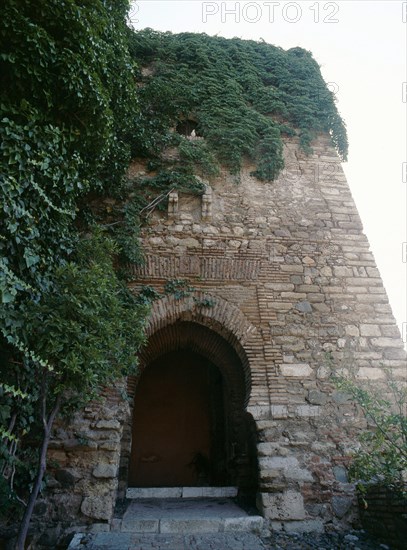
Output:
[129, 30, 348, 182]
[0, 1, 144, 521]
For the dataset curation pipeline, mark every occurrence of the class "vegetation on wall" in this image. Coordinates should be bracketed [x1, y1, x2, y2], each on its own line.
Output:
[335, 375, 407, 495]
[129, 29, 348, 181]
[0, 1, 146, 546]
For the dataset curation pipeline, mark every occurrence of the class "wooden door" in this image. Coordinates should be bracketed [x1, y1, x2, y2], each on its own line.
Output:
[128, 351, 221, 487]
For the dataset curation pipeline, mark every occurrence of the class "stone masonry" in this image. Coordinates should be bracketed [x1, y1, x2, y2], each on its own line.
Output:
[43, 134, 406, 539]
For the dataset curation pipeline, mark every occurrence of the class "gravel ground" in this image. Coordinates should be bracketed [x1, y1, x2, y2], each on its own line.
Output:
[263, 530, 391, 549]
[68, 529, 393, 550]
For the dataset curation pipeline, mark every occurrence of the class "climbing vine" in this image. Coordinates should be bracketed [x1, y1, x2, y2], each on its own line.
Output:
[0, 1, 146, 545]
[129, 30, 348, 181]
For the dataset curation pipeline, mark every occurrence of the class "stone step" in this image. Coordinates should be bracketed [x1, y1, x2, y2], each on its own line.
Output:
[126, 486, 238, 499]
[115, 497, 264, 535]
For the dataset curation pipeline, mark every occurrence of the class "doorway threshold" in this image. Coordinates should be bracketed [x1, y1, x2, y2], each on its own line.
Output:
[117, 497, 264, 535]
[126, 487, 238, 499]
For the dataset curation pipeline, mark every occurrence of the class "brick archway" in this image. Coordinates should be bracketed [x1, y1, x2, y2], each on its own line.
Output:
[119, 294, 259, 499]
[130, 292, 258, 407]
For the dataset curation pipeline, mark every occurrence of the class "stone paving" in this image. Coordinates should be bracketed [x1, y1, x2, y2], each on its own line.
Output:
[67, 498, 392, 550]
[264, 531, 390, 550]
[68, 530, 390, 550]
[69, 532, 267, 549]
[117, 498, 263, 534]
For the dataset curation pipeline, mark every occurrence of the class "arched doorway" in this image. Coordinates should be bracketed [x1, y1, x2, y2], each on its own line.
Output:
[127, 321, 258, 499]
[128, 350, 226, 487]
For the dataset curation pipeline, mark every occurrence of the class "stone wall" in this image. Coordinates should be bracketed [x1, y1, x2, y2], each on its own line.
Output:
[358, 485, 407, 549]
[43, 134, 406, 537]
[126, 134, 406, 531]
[37, 383, 129, 543]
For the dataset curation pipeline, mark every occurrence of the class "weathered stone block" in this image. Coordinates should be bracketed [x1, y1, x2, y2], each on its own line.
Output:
[356, 367, 386, 380]
[65, 439, 98, 451]
[384, 348, 407, 360]
[126, 487, 182, 499]
[283, 519, 324, 533]
[371, 337, 403, 348]
[257, 442, 285, 456]
[92, 464, 117, 479]
[333, 266, 353, 277]
[281, 264, 304, 273]
[81, 496, 113, 521]
[259, 456, 299, 470]
[333, 465, 349, 483]
[302, 256, 315, 266]
[280, 363, 312, 377]
[345, 325, 360, 337]
[295, 405, 321, 417]
[121, 518, 159, 533]
[95, 419, 121, 430]
[332, 495, 353, 518]
[266, 283, 295, 291]
[332, 391, 351, 404]
[224, 516, 264, 533]
[270, 405, 289, 419]
[262, 490, 306, 520]
[295, 301, 313, 313]
[259, 456, 313, 482]
[160, 519, 222, 533]
[55, 469, 78, 488]
[380, 325, 401, 338]
[306, 390, 327, 405]
[316, 366, 331, 379]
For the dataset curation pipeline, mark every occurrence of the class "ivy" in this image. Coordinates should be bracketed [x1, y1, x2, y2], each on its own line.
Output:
[164, 279, 195, 300]
[136, 285, 162, 306]
[0, 1, 146, 544]
[193, 297, 216, 308]
[129, 30, 348, 182]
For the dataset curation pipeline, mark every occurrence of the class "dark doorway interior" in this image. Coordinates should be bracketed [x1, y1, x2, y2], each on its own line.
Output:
[128, 350, 226, 487]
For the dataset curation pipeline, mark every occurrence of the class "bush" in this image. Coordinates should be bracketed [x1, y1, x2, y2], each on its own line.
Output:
[335, 373, 407, 493]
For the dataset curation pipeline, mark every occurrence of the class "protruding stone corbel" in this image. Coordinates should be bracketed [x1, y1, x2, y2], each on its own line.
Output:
[202, 186, 212, 221]
[168, 190, 179, 218]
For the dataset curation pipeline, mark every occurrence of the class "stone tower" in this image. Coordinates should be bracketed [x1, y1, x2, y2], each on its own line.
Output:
[44, 134, 406, 534]
[123, 133, 406, 527]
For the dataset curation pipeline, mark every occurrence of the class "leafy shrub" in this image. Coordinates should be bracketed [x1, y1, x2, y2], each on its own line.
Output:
[335, 374, 407, 493]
